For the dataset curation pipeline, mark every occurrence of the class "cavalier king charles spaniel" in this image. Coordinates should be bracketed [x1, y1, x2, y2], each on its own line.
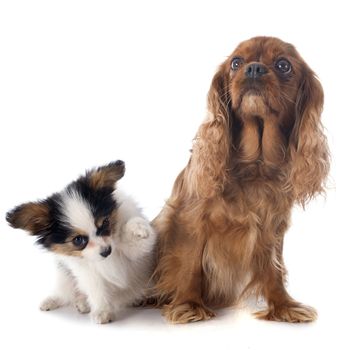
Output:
[152, 36, 330, 324]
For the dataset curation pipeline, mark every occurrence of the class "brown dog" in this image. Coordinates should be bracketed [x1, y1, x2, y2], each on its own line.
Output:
[152, 37, 329, 324]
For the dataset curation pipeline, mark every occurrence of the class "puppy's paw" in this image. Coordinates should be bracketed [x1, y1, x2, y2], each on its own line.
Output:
[124, 217, 153, 241]
[74, 297, 90, 314]
[91, 310, 115, 324]
[163, 302, 215, 324]
[254, 302, 317, 323]
[40, 297, 64, 311]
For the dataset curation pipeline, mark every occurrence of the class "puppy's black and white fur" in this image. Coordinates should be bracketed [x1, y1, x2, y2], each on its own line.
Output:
[6, 161, 156, 324]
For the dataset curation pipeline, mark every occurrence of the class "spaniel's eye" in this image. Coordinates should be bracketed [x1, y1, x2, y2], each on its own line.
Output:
[275, 58, 292, 74]
[73, 235, 89, 249]
[231, 57, 244, 71]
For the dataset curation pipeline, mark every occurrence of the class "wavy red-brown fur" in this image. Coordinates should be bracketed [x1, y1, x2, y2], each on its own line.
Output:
[152, 37, 329, 324]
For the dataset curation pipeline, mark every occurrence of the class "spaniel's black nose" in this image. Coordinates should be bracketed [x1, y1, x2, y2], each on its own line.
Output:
[245, 63, 267, 79]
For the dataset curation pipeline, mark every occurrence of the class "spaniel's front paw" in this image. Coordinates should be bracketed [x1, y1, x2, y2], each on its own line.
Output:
[254, 302, 317, 323]
[163, 302, 215, 324]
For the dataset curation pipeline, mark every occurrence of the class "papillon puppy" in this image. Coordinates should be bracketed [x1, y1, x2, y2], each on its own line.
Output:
[6, 160, 157, 324]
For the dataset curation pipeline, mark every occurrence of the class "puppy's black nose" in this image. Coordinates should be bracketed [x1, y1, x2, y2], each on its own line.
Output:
[245, 63, 267, 79]
[100, 246, 112, 258]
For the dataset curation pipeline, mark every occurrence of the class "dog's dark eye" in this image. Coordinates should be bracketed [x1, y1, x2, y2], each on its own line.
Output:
[231, 57, 244, 71]
[96, 217, 111, 236]
[102, 218, 109, 228]
[275, 58, 292, 74]
[73, 235, 89, 249]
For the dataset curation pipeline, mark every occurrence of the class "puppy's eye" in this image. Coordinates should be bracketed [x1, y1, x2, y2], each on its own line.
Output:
[73, 235, 89, 249]
[231, 57, 244, 71]
[102, 218, 110, 228]
[96, 217, 111, 236]
[275, 58, 292, 74]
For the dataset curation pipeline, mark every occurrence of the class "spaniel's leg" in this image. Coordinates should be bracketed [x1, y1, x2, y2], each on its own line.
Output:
[254, 238, 317, 323]
[156, 233, 215, 324]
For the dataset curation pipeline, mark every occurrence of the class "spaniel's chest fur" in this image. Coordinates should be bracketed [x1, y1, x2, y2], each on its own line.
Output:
[201, 178, 292, 307]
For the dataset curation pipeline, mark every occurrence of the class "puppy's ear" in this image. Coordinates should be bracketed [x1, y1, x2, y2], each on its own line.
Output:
[88, 160, 125, 189]
[6, 201, 51, 235]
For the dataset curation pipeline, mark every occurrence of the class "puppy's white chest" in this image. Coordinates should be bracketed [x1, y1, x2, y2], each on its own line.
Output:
[95, 253, 130, 289]
[59, 254, 129, 291]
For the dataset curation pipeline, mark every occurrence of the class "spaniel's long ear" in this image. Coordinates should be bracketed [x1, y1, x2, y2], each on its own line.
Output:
[187, 64, 233, 198]
[288, 67, 330, 206]
[207, 63, 232, 123]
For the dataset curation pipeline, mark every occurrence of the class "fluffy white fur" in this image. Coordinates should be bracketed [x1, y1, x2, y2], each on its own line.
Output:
[41, 188, 156, 324]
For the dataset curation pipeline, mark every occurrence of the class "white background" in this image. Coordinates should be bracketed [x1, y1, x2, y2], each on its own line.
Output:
[0, 0, 348, 349]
